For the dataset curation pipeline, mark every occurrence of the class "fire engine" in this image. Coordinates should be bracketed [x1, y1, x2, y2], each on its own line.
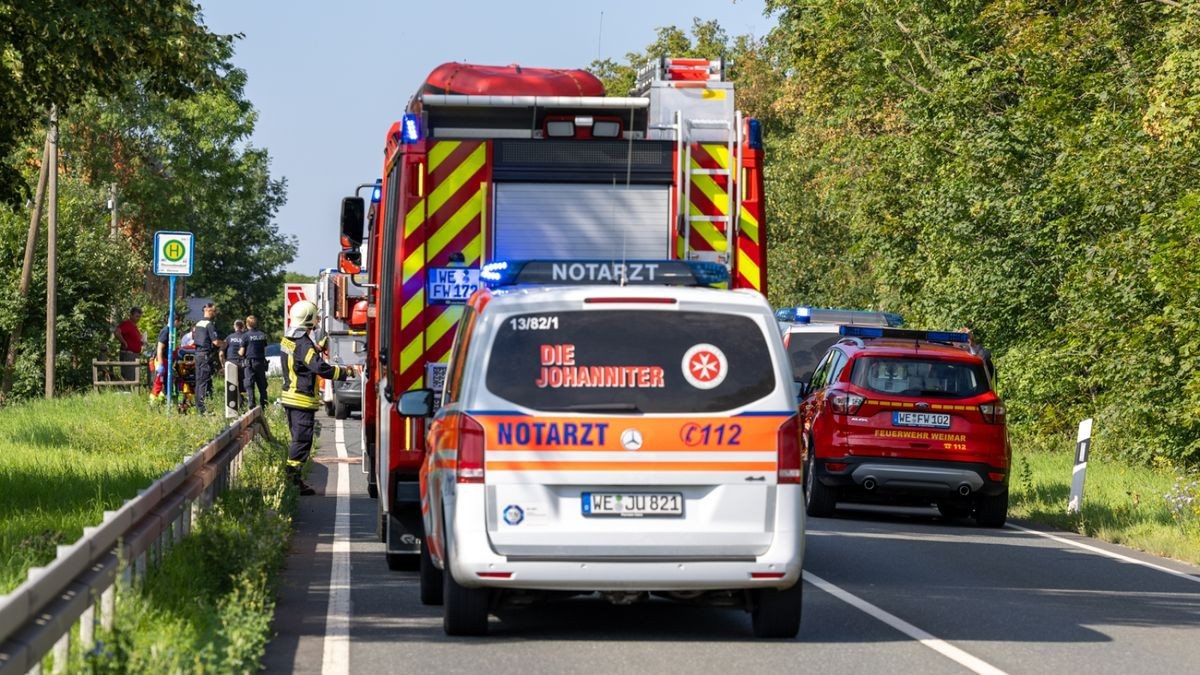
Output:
[314, 269, 367, 419]
[338, 57, 768, 567]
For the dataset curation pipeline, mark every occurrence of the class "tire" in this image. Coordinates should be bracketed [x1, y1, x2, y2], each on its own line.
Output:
[937, 499, 973, 520]
[443, 547, 490, 636]
[324, 400, 334, 416]
[334, 399, 350, 420]
[804, 447, 838, 518]
[420, 535, 444, 606]
[752, 577, 803, 638]
[975, 489, 1008, 528]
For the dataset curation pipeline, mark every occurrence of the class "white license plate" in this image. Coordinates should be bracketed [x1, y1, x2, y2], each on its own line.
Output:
[581, 492, 683, 517]
[427, 267, 481, 305]
[893, 411, 951, 429]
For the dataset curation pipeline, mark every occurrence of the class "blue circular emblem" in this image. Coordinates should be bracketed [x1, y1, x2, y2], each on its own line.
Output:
[502, 504, 525, 526]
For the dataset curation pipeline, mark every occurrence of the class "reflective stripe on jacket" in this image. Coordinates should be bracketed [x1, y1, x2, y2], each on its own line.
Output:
[281, 328, 345, 409]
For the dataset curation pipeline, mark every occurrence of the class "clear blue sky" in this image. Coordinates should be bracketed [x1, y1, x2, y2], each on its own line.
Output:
[197, 1, 776, 275]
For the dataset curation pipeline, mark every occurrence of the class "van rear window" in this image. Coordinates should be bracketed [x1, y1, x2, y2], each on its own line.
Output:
[850, 357, 989, 398]
[485, 310, 775, 413]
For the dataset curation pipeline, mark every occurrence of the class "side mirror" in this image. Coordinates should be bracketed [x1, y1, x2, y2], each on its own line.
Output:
[794, 381, 810, 401]
[398, 388, 434, 417]
[338, 250, 361, 275]
[340, 196, 365, 246]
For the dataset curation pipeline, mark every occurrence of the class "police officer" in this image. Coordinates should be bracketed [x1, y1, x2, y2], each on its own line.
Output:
[192, 302, 224, 414]
[240, 315, 269, 408]
[223, 319, 247, 408]
[282, 300, 355, 495]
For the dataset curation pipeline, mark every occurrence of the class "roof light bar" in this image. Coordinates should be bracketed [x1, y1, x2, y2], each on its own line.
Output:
[839, 325, 970, 343]
[480, 259, 730, 289]
[775, 306, 904, 327]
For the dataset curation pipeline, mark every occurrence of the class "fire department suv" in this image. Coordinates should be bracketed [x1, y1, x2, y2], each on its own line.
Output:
[398, 260, 804, 637]
[337, 57, 768, 568]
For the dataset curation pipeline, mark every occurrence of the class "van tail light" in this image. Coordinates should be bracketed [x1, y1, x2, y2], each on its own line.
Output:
[829, 393, 865, 415]
[979, 401, 1006, 425]
[777, 414, 803, 484]
[456, 414, 486, 483]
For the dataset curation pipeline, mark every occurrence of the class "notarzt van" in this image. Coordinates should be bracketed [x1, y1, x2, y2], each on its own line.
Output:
[399, 260, 805, 637]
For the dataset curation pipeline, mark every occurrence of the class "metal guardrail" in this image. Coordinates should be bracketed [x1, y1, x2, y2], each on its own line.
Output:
[0, 407, 271, 674]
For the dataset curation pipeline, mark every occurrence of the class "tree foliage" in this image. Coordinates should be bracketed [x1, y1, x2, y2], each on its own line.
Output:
[0, 0, 229, 206]
[597, 3, 1200, 466]
[0, 10, 293, 399]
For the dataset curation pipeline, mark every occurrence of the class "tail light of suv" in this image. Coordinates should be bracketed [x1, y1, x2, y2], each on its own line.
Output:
[778, 414, 803, 484]
[979, 401, 1006, 425]
[456, 414, 486, 483]
[829, 392, 865, 415]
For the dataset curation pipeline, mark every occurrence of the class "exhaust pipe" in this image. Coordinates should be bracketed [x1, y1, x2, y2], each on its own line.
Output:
[862, 477, 877, 491]
[957, 483, 972, 496]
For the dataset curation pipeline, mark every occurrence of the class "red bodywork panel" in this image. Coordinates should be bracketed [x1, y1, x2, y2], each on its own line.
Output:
[420, 62, 604, 97]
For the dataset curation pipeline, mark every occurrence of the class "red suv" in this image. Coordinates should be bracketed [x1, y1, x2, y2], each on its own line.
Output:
[799, 326, 1010, 527]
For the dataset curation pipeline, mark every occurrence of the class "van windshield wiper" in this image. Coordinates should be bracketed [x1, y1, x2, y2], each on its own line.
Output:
[542, 402, 643, 413]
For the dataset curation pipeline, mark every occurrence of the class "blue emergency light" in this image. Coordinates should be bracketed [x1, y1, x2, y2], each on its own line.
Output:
[401, 113, 422, 144]
[371, 179, 382, 203]
[480, 260, 730, 289]
[839, 325, 969, 343]
[775, 306, 905, 327]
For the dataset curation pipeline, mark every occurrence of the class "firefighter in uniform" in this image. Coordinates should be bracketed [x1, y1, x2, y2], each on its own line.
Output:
[223, 319, 247, 408]
[240, 315, 269, 408]
[282, 300, 354, 495]
[192, 303, 224, 414]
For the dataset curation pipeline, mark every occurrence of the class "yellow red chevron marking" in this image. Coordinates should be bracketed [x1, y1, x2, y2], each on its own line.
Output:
[428, 144, 486, 217]
[428, 195, 482, 262]
[405, 197, 425, 238]
[427, 305, 461, 351]
[428, 140, 458, 173]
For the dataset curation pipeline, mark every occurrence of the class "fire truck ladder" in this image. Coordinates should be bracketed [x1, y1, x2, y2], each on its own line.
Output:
[676, 110, 744, 272]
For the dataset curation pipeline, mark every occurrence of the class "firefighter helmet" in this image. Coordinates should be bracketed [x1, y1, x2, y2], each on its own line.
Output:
[289, 299, 318, 330]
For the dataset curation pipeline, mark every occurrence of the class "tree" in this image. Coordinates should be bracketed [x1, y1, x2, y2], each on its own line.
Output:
[0, 0, 230, 206]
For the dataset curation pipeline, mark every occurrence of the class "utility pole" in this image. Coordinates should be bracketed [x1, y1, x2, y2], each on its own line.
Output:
[0, 118, 52, 402]
[109, 183, 118, 238]
[45, 107, 58, 399]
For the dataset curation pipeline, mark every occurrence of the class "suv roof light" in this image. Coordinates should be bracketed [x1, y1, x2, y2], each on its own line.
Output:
[774, 306, 904, 326]
[480, 259, 730, 289]
[838, 325, 970, 343]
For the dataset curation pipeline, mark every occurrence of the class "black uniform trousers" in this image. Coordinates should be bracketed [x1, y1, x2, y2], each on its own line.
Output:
[194, 349, 213, 413]
[243, 358, 268, 408]
[285, 406, 316, 472]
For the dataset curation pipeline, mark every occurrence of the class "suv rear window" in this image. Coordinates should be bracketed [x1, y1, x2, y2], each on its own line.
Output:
[485, 310, 775, 413]
[849, 356, 989, 398]
[785, 332, 841, 383]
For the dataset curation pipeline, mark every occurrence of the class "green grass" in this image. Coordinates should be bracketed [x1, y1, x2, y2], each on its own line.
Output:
[81, 411, 293, 673]
[0, 392, 227, 594]
[1010, 426, 1200, 565]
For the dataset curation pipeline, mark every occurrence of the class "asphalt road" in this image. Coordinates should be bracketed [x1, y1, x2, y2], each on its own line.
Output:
[263, 413, 1200, 674]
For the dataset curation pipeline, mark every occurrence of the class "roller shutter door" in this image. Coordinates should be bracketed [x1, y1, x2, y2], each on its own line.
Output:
[493, 183, 670, 260]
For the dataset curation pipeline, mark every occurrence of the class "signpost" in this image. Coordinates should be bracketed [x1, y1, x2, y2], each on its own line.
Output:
[153, 231, 194, 415]
[1067, 418, 1093, 515]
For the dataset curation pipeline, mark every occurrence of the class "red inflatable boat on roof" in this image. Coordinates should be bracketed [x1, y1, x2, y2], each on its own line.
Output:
[420, 62, 606, 97]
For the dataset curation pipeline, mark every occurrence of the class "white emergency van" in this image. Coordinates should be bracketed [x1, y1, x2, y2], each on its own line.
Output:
[399, 260, 805, 637]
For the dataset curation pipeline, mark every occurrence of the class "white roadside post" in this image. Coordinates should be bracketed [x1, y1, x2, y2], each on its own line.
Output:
[224, 360, 240, 418]
[1067, 418, 1093, 515]
[154, 231, 194, 415]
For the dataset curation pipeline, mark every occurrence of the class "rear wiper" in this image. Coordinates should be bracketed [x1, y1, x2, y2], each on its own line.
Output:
[542, 402, 643, 413]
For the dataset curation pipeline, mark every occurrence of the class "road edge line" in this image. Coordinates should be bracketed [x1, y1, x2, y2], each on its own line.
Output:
[321, 419, 352, 675]
[1004, 523, 1200, 584]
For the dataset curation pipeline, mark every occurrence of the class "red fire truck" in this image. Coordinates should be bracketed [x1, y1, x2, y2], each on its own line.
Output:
[338, 57, 768, 567]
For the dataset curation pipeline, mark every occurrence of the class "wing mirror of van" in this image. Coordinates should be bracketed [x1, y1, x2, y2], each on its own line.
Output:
[794, 381, 811, 401]
[398, 388, 435, 417]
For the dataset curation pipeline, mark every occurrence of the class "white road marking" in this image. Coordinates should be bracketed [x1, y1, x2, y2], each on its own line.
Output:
[321, 419, 351, 675]
[1005, 523, 1200, 585]
[806, 572, 1008, 675]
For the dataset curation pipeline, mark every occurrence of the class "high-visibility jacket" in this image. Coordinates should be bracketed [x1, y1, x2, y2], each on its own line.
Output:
[281, 328, 347, 409]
